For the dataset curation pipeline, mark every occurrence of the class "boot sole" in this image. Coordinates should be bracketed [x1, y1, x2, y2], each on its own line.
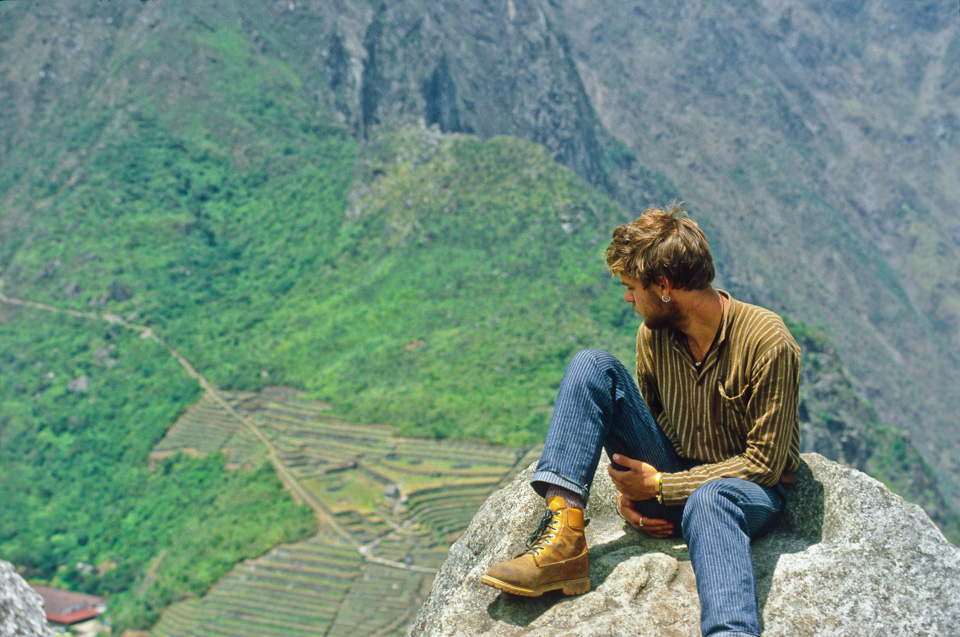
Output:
[480, 574, 590, 597]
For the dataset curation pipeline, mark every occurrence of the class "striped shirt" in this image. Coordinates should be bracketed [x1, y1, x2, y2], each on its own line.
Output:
[636, 291, 801, 505]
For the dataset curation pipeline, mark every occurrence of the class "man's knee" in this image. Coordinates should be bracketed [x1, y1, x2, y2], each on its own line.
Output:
[569, 349, 617, 369]
[564, 350, 627, 395]
[567, 349, 628, 382]
[681, 479, 745, 540]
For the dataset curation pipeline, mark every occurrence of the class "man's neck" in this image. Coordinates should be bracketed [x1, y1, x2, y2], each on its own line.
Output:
[674, 288, 726, 356]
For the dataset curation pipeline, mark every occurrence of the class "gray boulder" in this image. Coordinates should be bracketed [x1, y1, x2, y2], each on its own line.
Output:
[0, 560, 51, 637]
[410, 454, 960, 636]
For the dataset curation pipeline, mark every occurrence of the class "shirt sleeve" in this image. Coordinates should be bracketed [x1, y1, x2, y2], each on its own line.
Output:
[659, 339, 801, 505]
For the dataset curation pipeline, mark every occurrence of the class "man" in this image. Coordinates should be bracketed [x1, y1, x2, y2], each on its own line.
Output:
[481, 205, 801, 637]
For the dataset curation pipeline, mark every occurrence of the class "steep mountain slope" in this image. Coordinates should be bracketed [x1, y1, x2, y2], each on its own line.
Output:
[1, 2, 958, 632]
[247, 0, 960, 523]
[0, 4, 654, 629]
[96, 0, 954, 513]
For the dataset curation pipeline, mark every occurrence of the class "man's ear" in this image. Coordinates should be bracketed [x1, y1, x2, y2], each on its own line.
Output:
[657, 276, 674, 297]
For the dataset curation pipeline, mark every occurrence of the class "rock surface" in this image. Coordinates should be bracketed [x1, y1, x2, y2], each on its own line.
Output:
[0, 560, 51, 637]
[410, 454, 960, 636]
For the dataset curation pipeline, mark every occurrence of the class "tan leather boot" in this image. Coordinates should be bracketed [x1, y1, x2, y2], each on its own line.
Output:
[480, 496, 590, 596]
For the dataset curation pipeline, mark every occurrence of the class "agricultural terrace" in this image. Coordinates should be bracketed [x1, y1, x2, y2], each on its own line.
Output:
[149, 387, 541, 635]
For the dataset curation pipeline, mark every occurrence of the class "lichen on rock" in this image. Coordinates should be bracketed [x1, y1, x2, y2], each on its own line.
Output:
[0, 560, 52, 637]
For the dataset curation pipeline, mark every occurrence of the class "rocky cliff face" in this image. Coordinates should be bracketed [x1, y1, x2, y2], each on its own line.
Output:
[410, 454, 960, 636]
[307, 0, 608, 187]
[0, 561, 51, 637]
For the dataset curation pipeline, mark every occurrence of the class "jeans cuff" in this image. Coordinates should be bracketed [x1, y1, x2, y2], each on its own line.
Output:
[708, 632, 760, 637]
[530, 469, 590, 501]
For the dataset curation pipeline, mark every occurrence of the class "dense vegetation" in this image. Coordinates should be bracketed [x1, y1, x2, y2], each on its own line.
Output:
[0, 306, 316, 630]
[3, 105, 641, 447]
[277, 130, 644, 443]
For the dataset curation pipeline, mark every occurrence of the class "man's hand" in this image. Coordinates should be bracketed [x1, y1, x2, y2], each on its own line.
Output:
[607, 453, 659, 501]
[617, 496, 675, 538]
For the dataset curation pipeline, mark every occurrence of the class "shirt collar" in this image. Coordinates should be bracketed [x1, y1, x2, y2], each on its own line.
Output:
[667, 290, 735, 366]
[716, 289, 734, 348]
[667, 290, 734, 343]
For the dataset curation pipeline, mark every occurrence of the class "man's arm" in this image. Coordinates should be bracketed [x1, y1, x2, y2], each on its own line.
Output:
[658, 340, 801, 505]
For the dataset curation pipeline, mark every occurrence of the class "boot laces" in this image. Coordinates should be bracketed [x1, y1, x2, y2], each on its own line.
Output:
[524, 508, 561, 555]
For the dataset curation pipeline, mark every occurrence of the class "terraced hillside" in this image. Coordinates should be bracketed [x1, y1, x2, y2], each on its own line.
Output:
[151, 394, 266, 470]
[151, 534, 363, 637]
[149, 387, 541, 636]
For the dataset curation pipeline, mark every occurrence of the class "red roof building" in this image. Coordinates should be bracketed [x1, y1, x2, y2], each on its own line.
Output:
[31, 585, 107, 626]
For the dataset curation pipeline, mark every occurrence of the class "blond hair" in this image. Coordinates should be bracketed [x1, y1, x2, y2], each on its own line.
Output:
[604, 203, 715, 290]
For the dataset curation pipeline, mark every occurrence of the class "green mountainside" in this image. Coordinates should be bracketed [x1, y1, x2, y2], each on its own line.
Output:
[1, 0, 957, 633]
[0, 305, 316, 630]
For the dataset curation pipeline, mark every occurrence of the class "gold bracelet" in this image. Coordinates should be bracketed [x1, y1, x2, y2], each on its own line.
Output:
[655, 472, 664, 505]
[615, 493, 626, 519]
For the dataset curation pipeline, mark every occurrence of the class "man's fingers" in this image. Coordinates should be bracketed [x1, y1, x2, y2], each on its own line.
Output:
[619, 502, 674, 535]
[608, 458, 659, 501]
[642, 525, 673, 536]
[637, 517, 672, 528]
[611, 453, 638, 469]
[606, 464, 627, 489]
[619, 500, 643, 525]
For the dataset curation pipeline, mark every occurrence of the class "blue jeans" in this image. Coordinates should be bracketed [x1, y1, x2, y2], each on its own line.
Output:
[531, 350, 784, 637]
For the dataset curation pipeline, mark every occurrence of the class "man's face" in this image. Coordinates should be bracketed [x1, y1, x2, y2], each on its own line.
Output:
[619, 273, 679, 330]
